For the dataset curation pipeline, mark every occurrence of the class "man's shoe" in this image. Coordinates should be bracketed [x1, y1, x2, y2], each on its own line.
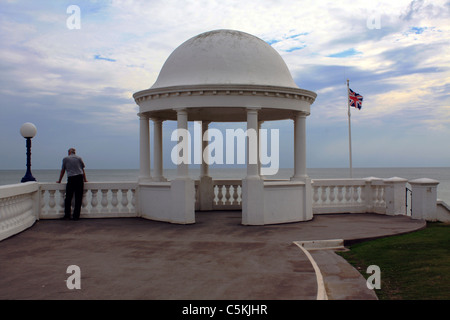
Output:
[60, 216, 71, 220]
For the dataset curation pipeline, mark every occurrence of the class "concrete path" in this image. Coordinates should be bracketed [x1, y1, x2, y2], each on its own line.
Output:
[0, 212, 425, 300]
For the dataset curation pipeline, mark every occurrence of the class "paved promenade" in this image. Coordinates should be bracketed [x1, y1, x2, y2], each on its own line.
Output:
[0, 212, 425, 300]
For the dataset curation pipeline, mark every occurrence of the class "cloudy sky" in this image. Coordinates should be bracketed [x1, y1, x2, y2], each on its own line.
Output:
[0, 0, 449, 171]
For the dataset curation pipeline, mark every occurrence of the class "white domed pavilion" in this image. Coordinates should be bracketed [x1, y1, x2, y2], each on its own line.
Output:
[133, 29, 317, 225]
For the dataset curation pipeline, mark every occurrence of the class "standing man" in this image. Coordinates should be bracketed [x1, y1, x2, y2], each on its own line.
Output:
[57, 148, 88, 220]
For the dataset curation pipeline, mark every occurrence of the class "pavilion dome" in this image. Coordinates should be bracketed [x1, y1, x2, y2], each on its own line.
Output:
[151, 29, 299, 89]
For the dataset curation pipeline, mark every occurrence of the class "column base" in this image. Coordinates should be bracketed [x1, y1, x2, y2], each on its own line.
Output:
[170, 178, 195, 224]
[153, 176, 168, 182]
[198, 176, 214, 211]
[290, 175, 308, 181]
[138, 176, 153, 183]
[242, 178, 264, 225]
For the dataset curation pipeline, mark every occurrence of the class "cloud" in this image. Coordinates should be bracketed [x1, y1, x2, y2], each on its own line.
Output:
[0, 0, 449, 170]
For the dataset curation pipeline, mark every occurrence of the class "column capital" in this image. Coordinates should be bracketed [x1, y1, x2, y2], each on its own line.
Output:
[173, 108, 188, 115]
[291, 111, 307, 120]
[151, 117, 164, 124]
[246, 107, 261, 113]
[138, 113, 149, 120]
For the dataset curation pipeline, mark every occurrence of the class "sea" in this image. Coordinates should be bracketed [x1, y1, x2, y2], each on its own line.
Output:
[1, 167, 449, 204]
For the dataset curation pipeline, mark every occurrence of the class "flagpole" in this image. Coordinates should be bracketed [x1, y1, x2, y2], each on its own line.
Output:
[347, 79, 353, 178]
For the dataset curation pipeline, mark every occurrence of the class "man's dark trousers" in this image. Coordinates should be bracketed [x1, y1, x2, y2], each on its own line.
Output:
[64, 174, 84, 219]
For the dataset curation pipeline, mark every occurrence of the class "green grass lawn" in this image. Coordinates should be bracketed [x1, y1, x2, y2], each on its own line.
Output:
[337, 222, 450, 300]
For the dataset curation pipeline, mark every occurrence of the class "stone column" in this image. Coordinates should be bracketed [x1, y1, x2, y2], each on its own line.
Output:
[200, 121, 211, 178]
[199, 121, 213, 211]
[153, 118, 166, 182]
[171, 108, 195, 224]
[242, 107, 264, 225]
[246, 108, 260, 179]
[176, 109, 189, 179]
[258, 120, 264, 178]
[292, 112, 307, 180]
[139, 113, 151, 182]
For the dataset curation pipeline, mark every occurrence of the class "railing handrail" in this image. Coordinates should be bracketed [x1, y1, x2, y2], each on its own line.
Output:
[0, 182, 39, 199]
[39, 181, 138, 189]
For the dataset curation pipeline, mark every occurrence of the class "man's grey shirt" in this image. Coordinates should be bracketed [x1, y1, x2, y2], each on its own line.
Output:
[62, 155, 85, 177]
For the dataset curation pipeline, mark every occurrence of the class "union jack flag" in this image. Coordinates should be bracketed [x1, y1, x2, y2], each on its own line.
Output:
[348, 88, 363, 110]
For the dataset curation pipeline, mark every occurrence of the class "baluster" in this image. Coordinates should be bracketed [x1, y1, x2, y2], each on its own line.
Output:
[345, 186, 352, 203]
[48, 190, 56, 212]
[237, 185, 242, 204]
[378, 186, 385, 206]
[329, 186, 336, 203]
[7, 197, 14, 222]
[320, 186, 327, 204]
[0, 199, 6, 220]
[111, 189, 119, 210]
[120, 189, 129, 212]
[90, 189, 99, 213]
[11, 196, 17, 219]
[232, 185, 239, 205]
[372, 186, 378, 207]
[378, 186, 383, 206]
[4, 197, 12, 220]
[225, 185, 231, 205]
[353, 186, 360, 202]
[360, 186, 366, 203]
[15, 196, 20, 219]
[24, 195, 32, 217]
[59, 190, 65, 213]
[101, 190, 109, 211]
[313, 186, 319, 204]
[217, 185, 224, 205]
[131, 189, 136, 209]
[337, 186, 344, 203]
[82, 190, 88, 210]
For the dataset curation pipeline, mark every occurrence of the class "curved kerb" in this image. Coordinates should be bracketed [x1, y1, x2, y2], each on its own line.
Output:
[293, 239, 346, 300]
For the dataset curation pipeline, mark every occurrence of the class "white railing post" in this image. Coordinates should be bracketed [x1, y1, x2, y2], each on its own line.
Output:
[383, 177, 408, 216]
[409, 178, 440, 221]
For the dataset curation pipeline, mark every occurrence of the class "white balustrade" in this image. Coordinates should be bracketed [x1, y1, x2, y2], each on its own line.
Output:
[212, 180, 242, 210]
[0, 176, 413, 242]
[39, 182, 137, 219]
[0, 182, 39, 241]
[312, 178, 387, 214]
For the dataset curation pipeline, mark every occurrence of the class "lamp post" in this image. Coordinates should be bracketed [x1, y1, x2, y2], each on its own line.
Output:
[20, 122, 37, 183]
